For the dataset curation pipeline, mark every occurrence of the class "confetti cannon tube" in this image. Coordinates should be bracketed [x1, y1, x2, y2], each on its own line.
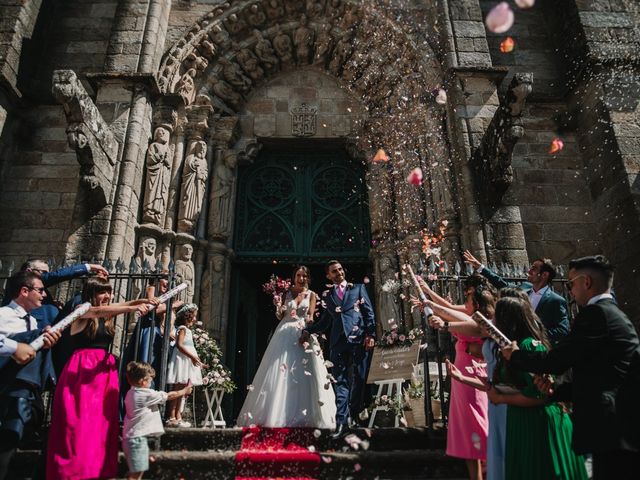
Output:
[405, 264, 434, 317]
[472, 311, 512, 348]
[135, 282, 188, 318]
[29, 302, 92, 351]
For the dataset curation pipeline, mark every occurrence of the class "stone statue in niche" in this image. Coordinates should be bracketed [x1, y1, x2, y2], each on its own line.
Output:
[314, 22, 333, 66]
[246, 3, 266, 27]
[175, 68, 197, 105]
[201, 39, 218, 60]
[219, 57, 252, 94]
[185, 51, 208, 73]
[263, 0, 284, 20]
[253, 29, 279, 72]
[208, 151, 237, 240]
[236, 47, 264, 82]
[178, 140, 208, 233]
[272, 26, 293, 66]
[209, 254, 227, 333]
[224, 13, 246, 36]
[210, 77, 243, 109]
[199, 263, 212, 328]
[136, 236, 158, 271]
[142, 126, 171, 226]
[328, 31, 353, 76]
[293, 15, 314, 65]
[306, 0, 326, 18]
[327, 0, 344, 21]
[174, 243, 195, 303]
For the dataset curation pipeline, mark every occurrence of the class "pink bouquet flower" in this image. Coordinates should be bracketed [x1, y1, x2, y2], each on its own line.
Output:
[262, 274, 291, 305]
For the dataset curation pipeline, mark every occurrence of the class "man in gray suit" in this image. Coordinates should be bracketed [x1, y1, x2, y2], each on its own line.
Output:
[464, 250, 569, 344]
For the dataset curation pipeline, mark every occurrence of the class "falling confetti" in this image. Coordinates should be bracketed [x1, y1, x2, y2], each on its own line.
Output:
[406, 167, 423, 186]
[499, 37, 515, 53]
[372, 148, 389, 163]
[515, 0, 535, 8]
[549, 138, 564, 154]
[485, 2, 514, 33]
[435, 88, 447, 105]
[363, 276, 370, 284]
[313, 429, 322, 438]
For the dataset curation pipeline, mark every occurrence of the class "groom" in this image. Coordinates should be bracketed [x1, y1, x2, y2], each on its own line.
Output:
[300, 260, 376, 437]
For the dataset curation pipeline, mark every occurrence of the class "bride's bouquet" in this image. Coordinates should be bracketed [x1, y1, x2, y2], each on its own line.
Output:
[262, 274, 291, 305]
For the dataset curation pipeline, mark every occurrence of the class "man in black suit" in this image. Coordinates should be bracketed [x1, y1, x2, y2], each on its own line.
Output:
[501, 255, 640, 479]
[464, 250, 569, 344]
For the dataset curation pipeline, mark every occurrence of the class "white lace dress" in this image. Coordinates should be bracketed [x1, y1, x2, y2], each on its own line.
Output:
[236, 291, 337, 428]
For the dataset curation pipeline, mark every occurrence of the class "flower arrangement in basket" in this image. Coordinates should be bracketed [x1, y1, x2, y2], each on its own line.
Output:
[192, 324, 236, 394]
[368, 393, 406, 419]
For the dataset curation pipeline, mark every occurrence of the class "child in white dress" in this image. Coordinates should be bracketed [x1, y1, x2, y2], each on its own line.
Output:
[166, 304, 205, 427]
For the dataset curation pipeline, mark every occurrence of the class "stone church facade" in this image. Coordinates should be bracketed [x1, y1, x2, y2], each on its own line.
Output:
[1, 0, 639, 346]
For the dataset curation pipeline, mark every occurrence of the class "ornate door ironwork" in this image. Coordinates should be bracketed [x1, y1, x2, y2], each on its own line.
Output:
[234, 151, 371, 262]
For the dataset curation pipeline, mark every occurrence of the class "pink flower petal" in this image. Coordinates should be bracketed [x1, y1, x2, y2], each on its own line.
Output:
[406, 167, 423, 186]
[485, 2, 514, 34]
[549, 137, 564, 154]
[435, 88, 447, 105]
[515, 0, 535, 8]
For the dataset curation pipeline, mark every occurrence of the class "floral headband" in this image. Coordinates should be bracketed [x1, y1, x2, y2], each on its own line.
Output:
[177, 303, 198, 317]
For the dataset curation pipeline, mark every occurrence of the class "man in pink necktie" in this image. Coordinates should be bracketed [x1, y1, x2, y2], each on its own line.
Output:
[300, 260, 376, 438]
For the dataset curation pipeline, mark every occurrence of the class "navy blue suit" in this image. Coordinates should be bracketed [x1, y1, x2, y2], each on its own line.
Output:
[305, 283, 376, 426]
[479, 267, 570, 345]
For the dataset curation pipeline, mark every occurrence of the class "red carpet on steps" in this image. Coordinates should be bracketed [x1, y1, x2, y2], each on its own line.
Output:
[235, 426, 321, 480]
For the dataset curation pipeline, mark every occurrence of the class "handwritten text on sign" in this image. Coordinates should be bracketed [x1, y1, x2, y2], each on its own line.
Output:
[367, 343, 421, 383]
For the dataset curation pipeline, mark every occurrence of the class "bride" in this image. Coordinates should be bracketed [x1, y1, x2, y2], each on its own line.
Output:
[236, 265, 336, 428]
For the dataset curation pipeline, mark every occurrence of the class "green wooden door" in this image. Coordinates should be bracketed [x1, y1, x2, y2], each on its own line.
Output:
[233, 151, 371, 262]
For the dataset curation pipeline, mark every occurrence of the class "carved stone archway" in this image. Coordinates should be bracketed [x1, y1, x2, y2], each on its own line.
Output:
[141, 0, 458, 348]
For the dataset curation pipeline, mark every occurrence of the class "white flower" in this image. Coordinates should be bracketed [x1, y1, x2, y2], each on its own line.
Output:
[335, 306, 342, 313]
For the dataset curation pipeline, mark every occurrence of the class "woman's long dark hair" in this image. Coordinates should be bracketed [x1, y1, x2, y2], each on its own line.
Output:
[492, 296, 550, 387]
[81, 277, 115, 339]
[292, 265, 311, 288]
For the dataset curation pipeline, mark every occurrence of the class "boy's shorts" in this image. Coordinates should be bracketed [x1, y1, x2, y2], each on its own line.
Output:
[123, 435, 149, 473]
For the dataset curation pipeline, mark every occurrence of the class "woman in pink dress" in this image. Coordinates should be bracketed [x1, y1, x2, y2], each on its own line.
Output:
[46, 277, 152, 479]
[417, 275, 495, 480]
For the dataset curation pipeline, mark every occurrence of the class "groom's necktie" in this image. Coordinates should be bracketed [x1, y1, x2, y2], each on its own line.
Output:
[337, 285, 344, 301]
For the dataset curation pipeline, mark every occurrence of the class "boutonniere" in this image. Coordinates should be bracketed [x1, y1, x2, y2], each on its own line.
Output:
[335, 306, 342, 313]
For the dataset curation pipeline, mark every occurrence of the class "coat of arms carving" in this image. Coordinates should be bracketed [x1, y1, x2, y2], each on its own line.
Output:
[290, 103, 317, 137]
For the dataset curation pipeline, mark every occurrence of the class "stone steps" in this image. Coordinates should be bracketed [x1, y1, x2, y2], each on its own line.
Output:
[10, 427, 467, 479]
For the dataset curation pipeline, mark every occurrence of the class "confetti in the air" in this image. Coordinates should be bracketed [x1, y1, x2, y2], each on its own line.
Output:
[515, 0, 535, 8]
[500, 37, 515, 53]
[372, 148, 389, 163]
[549, 138, 564, 154]
[485, 2, 514, 33]
[406, 167, 423, 186]
[435, 88, 447, 105]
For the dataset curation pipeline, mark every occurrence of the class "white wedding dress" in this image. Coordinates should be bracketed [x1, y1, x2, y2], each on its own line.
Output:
[236, 290, 337, 428]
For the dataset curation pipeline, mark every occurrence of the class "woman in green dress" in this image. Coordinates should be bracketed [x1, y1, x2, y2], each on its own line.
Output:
[488, 296, 588, 480]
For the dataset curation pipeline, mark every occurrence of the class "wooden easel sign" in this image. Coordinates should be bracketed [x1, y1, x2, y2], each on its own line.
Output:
[367, 343, 421, 383]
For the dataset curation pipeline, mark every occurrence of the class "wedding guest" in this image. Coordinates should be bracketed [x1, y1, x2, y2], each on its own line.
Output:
[414, 275, 493, 480]
[165, 304, 204, 427]
[0, 271, 61, 480]
[46, 277, 151, 480]
[464, 250, 569, 345]
[491, 296, 587, 479]
[502, 255, 640, 479]
[122, 361, 192, 480]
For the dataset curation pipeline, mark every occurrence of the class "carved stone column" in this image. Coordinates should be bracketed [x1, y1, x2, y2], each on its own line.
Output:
[200, 243, 233, 351]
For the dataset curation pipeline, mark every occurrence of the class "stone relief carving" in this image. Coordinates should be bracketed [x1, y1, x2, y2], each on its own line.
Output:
[211, 24, 232, 50]
[208, 150, 238, 240]
[235, 47, 264, 82]
[224, 13, 247, 36]
[293, 15, 314, 65]
[327, 0, 344, 21]
[208, 253, 227, 334]
[272, 26, 294, 66]
[51, 70, 118, 209]
[219, 57, 252, 94]
[472, 72, 533, 209]
[306, 0, 326, 18]
[178, 140, 209, 233]
[136, 236, 159, 271]
[376, 251, 402, 325]
[253, 29, 279, 72]
[328, 31, 354, 76]
[314, 22, 334, 66]
[264, 0, 284, 20]
[174, 243, 195, 303]
[175, 68, 197, 105]
[290, 103, 317, 137]
[210, 76, 243, 109]
[246, 3, 266, 27]
[283, 0, 302, 15]
[340, 3, 360, 30]
[142, 126, 172, 226]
